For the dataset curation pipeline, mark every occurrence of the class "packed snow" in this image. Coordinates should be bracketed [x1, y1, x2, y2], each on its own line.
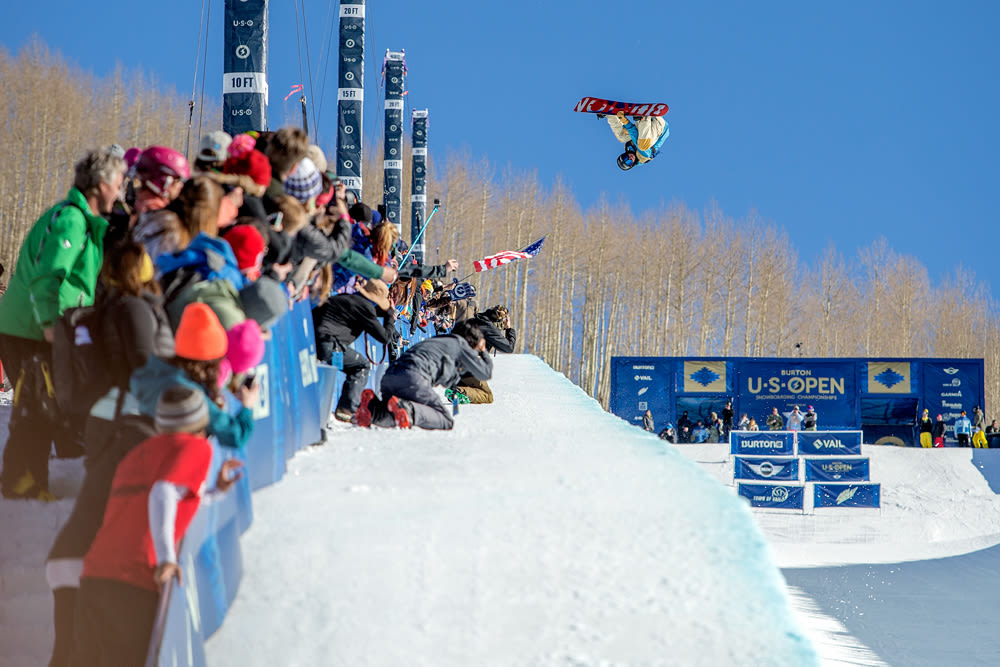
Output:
[3, 356, 1000, 665]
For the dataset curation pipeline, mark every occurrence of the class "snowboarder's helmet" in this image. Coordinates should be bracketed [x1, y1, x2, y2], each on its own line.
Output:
[135, 146, 191, 196]
[617, 151, 637, 171]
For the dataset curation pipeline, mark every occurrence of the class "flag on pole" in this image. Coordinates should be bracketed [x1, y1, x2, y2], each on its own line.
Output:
[472, 237, 546, 273]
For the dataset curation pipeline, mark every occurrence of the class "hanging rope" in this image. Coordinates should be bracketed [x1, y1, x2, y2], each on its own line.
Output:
[185, 0, 209, 159]
[313, 0, 336, 144]
[292, 0, 308, 133]
[299, 0, 320, 143]
[195, 0, 213, 145]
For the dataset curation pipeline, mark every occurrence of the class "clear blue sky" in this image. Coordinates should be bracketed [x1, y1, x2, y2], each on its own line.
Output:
[4, 1, 999, 296]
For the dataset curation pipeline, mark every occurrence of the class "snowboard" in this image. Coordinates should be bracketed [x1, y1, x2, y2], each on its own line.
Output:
[574, 96, 669, 117]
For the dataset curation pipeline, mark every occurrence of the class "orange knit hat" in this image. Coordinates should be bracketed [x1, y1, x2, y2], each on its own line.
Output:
[175, 303, 228, 361]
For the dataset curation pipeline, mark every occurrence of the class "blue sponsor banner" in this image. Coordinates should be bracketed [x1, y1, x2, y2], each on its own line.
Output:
[731, 431, 795, 456]
[410, 109, 428, 263]
[804, 458, 870, 482]
[382, 51, 406, 231]
[734, 457, 800, 481]
[739, 360, 856, 429]
[814, 483, 881, 508]
[609, 357, 673, 429]
[337, 0, 365, 197]
[738, 483, 804, 510]
[798, 431, 862, 456]
[223, 0, 268, 135]
[923, 360, 984, 441]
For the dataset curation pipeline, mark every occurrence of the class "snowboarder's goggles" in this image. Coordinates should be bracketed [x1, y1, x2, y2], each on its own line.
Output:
[621, 152, 637, 167]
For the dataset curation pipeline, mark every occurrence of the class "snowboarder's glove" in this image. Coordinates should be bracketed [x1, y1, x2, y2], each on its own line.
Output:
[616, 111, 629, 125]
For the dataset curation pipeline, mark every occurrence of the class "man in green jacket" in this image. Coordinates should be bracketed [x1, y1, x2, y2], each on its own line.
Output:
[0, 146, 126, 500]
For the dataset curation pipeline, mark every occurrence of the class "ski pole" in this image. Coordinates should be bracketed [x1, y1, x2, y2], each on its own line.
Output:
[399, 203, 440, 267]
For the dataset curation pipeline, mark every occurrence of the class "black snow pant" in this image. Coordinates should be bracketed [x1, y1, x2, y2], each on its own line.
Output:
[319, 339, 370, 413]
[71, 577, 159, 667]
[380, 367, 454, 430]
[0, 334, 60, 495]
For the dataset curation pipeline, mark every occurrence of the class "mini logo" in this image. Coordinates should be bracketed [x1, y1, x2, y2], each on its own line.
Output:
[747, 461, 786, 478]
[943, 367, 960, 375]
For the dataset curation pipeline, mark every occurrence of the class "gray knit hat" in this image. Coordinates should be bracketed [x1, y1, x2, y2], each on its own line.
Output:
[240, 276, 289, 331]
[156, 385, 210, 434]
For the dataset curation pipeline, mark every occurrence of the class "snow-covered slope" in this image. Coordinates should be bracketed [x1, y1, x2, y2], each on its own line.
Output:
[205, 355, 817, 666]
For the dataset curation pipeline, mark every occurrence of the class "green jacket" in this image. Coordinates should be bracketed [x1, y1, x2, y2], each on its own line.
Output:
[0, 187, 108, 341]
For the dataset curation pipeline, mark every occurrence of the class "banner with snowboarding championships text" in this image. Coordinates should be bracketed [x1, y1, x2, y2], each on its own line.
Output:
[223, 0, 268, 136]
[410, 109, 428, 263]
[336, 0, 365, 198]
[383, 51, 406, 232]
[803, 458, 870, 482]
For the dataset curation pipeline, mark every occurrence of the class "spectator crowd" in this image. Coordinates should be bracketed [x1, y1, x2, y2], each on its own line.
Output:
[0, 128, 519, 666]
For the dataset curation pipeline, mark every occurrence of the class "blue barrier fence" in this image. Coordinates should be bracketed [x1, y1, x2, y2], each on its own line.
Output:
[155, 302, 433, 664]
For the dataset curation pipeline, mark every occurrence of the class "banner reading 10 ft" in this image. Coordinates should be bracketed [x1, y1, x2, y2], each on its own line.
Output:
[737, 361, 857, 428]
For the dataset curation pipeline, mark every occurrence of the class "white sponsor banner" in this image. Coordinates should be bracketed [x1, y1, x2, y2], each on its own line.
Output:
[385, 99, 404, 110]
[411, 194, 427, 203]
[412, 147, 427, 156]
[384, 160, 403, 170]
[340, 4, 365, 18]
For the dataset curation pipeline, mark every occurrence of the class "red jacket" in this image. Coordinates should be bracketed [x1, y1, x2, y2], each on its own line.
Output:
[82, 432, 212, 592]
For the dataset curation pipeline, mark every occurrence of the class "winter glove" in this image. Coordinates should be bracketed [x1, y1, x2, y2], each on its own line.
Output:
[616, 111, 629, 125]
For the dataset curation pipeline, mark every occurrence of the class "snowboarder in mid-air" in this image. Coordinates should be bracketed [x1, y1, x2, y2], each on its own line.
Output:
[601, 110, 670, 171]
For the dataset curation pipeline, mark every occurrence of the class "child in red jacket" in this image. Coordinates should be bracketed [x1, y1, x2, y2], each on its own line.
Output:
[72, 384, 242, 666]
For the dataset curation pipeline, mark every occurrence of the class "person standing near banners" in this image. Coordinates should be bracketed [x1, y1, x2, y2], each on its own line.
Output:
[722, 400, 734, 438]
[787, 406, 804, 431]
[972, 406, 988, 448]
[933, 414, 947, 448]
[918, 409, 934, 448]
[954, 410, 972, 447]
[766, 407, 784, 431]
[803, 406, 818, 431]
[642, 409, 655, 432]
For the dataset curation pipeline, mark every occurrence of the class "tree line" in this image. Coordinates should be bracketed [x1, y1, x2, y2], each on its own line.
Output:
[3, 39, 999, 415]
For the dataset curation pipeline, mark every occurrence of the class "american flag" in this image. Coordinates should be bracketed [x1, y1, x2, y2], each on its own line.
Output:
[472, 237, 546, 272]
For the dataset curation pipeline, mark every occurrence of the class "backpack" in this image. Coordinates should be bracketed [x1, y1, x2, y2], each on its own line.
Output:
[51, 301, 119, 417]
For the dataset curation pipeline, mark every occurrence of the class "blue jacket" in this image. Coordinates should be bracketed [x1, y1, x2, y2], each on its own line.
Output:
[157, 233, 247, 291]
[131, 356, 254, 450]
[954, 416, 972, 435]
[625, 119, 670, 161]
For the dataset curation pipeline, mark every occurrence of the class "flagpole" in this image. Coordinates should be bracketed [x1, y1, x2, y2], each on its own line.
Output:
[398, 203, 439, 268]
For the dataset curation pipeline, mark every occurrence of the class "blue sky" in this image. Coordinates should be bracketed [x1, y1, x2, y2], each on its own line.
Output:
[4, 1, 999, 296]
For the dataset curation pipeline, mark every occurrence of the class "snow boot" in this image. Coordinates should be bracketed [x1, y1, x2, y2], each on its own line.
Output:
[386, 396, 411, 429]
[354, 389, 376, 428]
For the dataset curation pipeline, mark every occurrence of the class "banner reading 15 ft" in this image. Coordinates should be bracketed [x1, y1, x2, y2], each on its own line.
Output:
[737, 361, 857, 428]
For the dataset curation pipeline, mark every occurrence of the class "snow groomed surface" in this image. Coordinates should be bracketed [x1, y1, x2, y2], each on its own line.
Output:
[205, 354, 818, 666]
